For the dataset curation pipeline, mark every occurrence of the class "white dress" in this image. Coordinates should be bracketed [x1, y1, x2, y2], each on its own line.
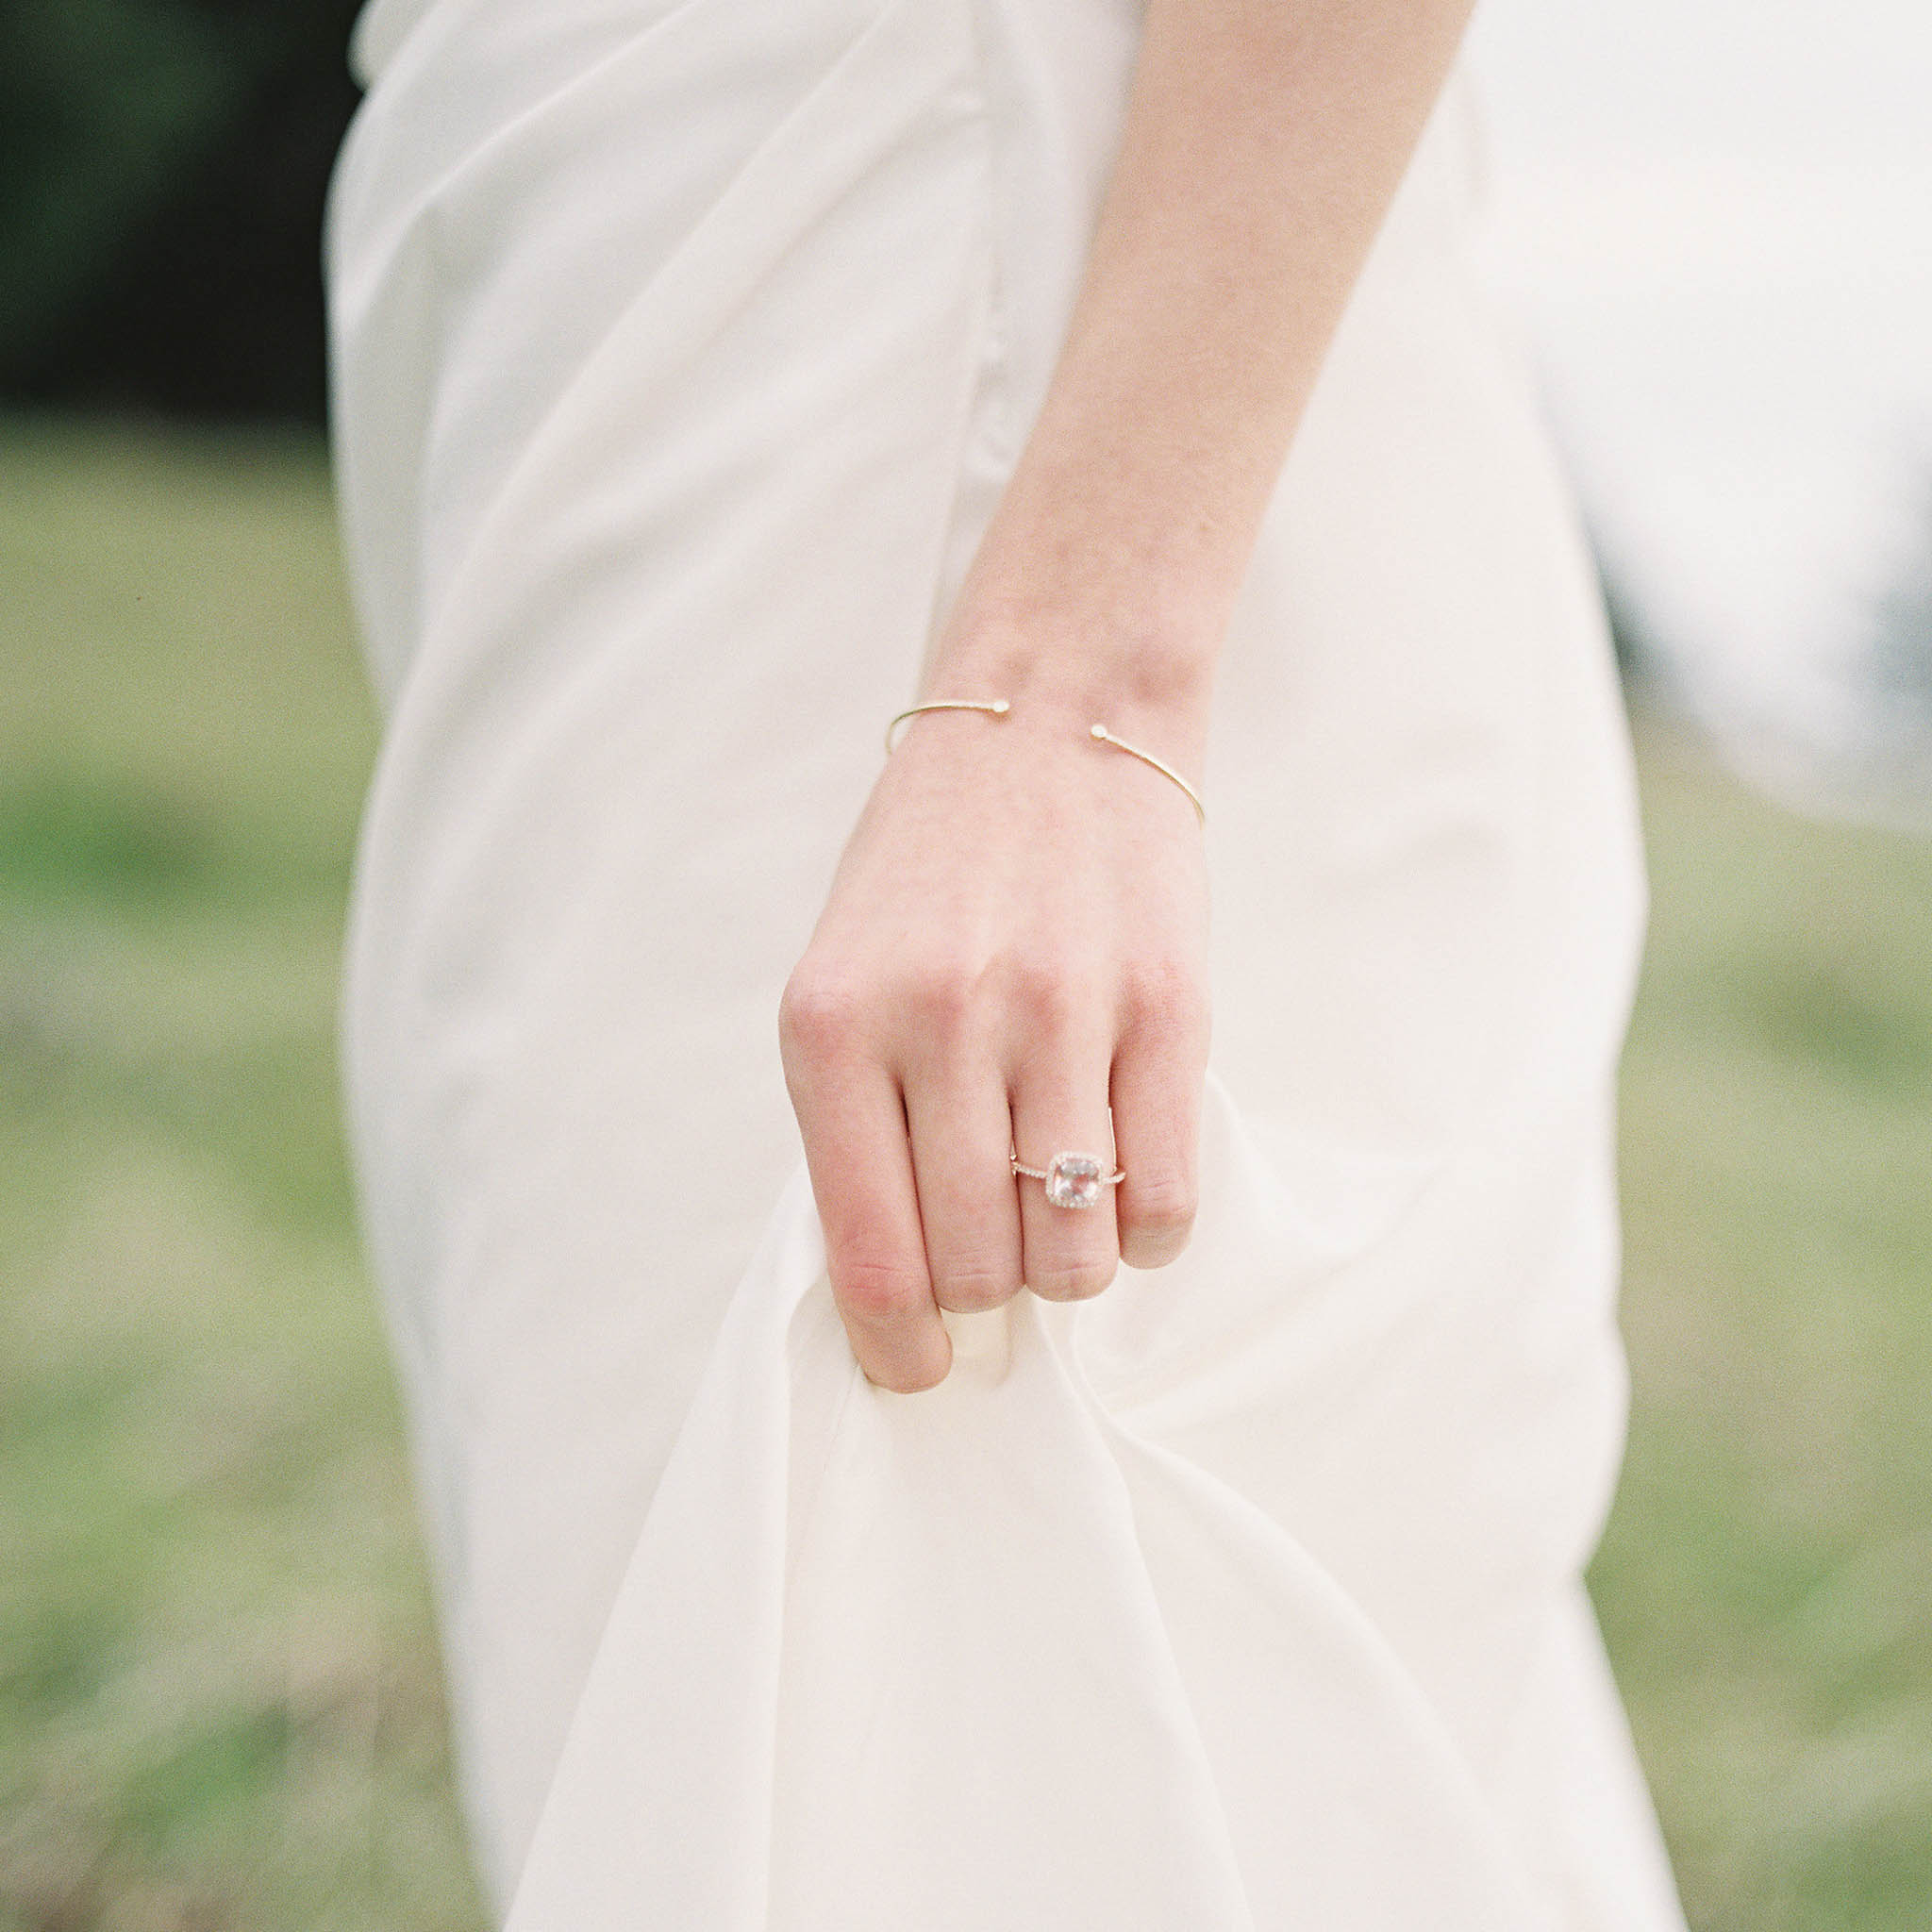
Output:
[326, 0, 1690, 1925]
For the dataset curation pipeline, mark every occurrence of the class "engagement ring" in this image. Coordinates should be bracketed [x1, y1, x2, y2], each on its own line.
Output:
[1010, 1150, 1125, 1209]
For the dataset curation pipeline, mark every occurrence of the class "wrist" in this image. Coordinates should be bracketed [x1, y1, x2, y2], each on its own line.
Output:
[924, 602, 1219, 733]
[914, 616, 1214, 813]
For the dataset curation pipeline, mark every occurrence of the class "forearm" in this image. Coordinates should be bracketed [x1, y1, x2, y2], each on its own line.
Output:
[936, 0, 1477, 721]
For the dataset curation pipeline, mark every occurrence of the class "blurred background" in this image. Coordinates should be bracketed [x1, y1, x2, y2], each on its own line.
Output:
[1, 3, 1927, 1929]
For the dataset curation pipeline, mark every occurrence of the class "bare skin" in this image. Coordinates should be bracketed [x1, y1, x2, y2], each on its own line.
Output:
[780, 0, 1480, 1391]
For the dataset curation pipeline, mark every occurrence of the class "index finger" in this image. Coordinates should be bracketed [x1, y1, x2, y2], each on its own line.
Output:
[787, 1055, 951, 1392]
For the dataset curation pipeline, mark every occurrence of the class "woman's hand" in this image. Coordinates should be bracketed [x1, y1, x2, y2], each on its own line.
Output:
[779, 0, 1480, 1390]
[779, 667, 1210, 1391]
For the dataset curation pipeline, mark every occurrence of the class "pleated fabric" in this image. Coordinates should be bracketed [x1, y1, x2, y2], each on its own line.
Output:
[325, 0, 1690, 1924]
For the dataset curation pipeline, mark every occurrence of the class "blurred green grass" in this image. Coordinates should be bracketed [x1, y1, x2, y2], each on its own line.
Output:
[1601, 740, 1932, 1929]
[1, 421, 1928, 1930]
[0, 421, 483, 1932]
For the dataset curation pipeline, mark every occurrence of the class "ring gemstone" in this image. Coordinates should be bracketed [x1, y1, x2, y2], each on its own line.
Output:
[1044, 1152, 1106, 1210]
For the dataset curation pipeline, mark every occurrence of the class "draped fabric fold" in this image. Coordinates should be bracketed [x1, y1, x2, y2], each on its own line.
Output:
[326, 0, 1690, 1923]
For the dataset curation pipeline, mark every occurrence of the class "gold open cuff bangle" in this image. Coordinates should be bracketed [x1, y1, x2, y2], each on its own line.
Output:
[883, 697, 1010, 755]
[1089, 724, 1208, 827]
[879, 699, 1207, 827]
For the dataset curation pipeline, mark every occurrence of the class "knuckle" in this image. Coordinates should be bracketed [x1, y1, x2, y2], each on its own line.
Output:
[932, 1259, 1020, 1314]
[1124, 1172, 1197, 1240]
[835, 1256, 929, 1327]
[1028, 1254, 1118, 1303]
[1002, 953, 1083, 1032]
[1005, 952, 1058, 1016]
[1121, 956, 1208, 1037]
[905, 955, 984, 1035]
[779, 970, 866, 1062]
